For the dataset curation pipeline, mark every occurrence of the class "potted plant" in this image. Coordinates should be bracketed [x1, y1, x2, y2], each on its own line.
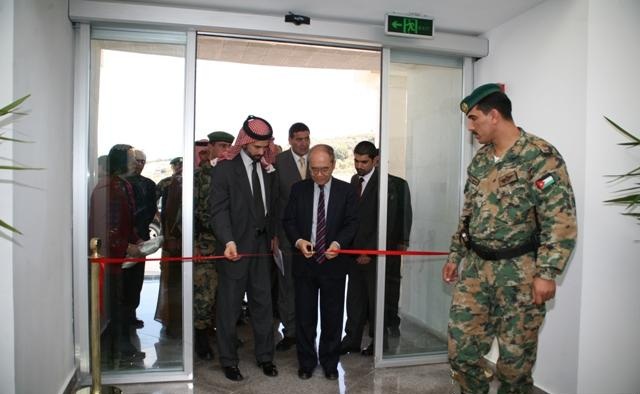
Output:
[605, 116, 639, 224]
[0, 94, 33, 234]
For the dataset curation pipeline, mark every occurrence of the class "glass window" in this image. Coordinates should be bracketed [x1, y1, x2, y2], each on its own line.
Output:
[87, 29, 187, 374]
[382, 55, 463, 360]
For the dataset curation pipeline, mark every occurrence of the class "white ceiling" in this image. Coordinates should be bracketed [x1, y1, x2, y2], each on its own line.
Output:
[120, 0, 546, 35]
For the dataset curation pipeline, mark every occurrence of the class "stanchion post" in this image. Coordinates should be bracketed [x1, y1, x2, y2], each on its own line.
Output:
[75, 238, 122, 394]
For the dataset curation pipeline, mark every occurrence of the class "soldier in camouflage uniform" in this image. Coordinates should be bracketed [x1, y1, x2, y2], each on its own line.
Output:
[442, 84, 577, 394]
[192, 132, 234, 360]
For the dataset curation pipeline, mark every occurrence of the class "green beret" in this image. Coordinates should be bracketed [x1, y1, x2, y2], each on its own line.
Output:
[460, 83, 503, 114]
[170, 157, 183, 166]
[207, 131, 234, 144]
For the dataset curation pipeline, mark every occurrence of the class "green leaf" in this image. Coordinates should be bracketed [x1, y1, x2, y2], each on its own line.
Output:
[0, 135, 32, 143]
[605, 116, 640, 144]
[0, 165, 43, 170]
[0, 94, 30, 117]
[0, 219, 22, 234]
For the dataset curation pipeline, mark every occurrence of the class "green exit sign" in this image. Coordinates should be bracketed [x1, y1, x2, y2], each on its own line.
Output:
[385, 14, 434, 39]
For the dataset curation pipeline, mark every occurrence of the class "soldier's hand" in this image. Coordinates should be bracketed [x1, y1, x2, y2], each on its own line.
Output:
[224, 241, 240, 261]
[442, 261, 458, 283]
[296, 239, 314, 258]
[325, 241, 340, 260]
[271, 236, 279, 253]
[356, 255, 372, 265]
[532, 277, 556, 304]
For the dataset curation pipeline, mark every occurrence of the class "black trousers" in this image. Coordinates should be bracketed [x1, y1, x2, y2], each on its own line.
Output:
[343, 263, 376, 346]
[122, 261, 146, 320]
[294, 273, 346, 373]
[384, 255, 402, 328]
[216, 235, 274, 367]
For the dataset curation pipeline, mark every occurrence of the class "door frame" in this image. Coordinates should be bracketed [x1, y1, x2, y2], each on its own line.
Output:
[72, 17, 476, 384]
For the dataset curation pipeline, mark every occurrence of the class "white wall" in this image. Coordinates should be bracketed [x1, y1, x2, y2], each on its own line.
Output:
[475, 0, 588, 392]
[0, 0, 16, 392]
[476, 0, 640, 393]
[11, 0, 76, 393]
[579, 1, 640, 393]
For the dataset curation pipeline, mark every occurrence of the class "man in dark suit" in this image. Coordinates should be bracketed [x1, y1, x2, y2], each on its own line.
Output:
[283, 144, 358, 381]
[124, 149, 157, 329]
[210, 115, 279, 381]
[341, 141, 413, 356]
[273, 122, 311, 352]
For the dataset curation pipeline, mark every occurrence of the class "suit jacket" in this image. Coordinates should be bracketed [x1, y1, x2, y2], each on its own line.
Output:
[210, 155, 278, 279]
[350, 169, 413, 252]
[351, 168, 380, 253]
[282, 177, 358, 278]
[387, 174, 412, 247]
[274, 149, 307, 244]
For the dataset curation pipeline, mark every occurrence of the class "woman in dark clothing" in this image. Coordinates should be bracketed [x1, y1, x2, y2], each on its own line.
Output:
[89, 144, 143, 367]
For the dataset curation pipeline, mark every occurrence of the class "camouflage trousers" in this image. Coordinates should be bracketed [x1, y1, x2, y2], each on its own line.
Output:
[448, 254, 546, 394]
[193, 261, 218, 330]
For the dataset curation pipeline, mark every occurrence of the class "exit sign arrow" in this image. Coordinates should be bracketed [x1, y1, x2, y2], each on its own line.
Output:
[385, 14, 434, 39]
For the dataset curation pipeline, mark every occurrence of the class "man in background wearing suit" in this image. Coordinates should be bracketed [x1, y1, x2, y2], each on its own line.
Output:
[273, 122, 311, 352]
[283, 144, 358, 381]
[341, 141, 413, 356]
[210, 115, 279, 381]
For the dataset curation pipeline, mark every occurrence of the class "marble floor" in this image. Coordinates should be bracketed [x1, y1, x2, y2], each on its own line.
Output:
[98, 273, 545, 393]
[112, 322, 546, 394]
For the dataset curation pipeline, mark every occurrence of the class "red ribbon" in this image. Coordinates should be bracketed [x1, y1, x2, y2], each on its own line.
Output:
[90, 249, 448, 264]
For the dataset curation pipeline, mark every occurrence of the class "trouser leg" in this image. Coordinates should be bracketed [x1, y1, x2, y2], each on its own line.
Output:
[193, 261, 217, 330]
[448, 269, 494, 394]
[247, 252, 275, 364]
[495, 284, 546, 394]
[295, 275, 319, 372]
[216, 272, 245, 367]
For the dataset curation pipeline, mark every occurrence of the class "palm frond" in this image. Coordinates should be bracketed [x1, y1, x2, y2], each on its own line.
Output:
[0, 219, 22, 234]
[0, 95, 30, 117]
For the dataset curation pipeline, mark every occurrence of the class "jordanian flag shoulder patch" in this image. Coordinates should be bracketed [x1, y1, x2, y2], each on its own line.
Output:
[535, 174, 555, 190]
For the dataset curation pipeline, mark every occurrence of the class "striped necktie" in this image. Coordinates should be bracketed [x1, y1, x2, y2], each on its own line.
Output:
[315, 184, 326, 264]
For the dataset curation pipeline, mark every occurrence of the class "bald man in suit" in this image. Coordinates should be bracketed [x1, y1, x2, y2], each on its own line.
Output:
[283, 144, 358, 380]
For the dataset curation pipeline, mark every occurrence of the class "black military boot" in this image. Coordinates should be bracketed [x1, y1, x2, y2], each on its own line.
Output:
[194, 328, 214, 360]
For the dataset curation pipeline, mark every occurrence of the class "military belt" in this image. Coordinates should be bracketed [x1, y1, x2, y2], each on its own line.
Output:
[468, 238, 537, 261]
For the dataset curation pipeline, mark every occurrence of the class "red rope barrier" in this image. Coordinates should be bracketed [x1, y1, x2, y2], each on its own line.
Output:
[90, 249, 448, 264]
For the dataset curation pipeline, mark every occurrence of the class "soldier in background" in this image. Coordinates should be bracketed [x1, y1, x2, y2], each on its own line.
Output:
[443, 84, 577, 394]
[155, 156, 183, 338]
[192, 131, 234, 360]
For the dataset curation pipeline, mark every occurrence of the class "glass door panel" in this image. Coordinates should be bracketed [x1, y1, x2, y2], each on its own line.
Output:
[87, 29, 188, 377]
[379, 51, 464, 363]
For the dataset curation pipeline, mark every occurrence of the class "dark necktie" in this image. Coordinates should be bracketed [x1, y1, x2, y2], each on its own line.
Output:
[315, 184, 326, 264]
[357, 176, 365, 198]
[252, 162, 266, 230]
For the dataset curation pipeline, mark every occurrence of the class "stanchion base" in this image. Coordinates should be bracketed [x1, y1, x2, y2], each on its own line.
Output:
[75, 385, 123, 394]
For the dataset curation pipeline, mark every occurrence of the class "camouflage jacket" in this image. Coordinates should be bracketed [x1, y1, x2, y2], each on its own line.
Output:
[448, 129, 577, 280]
[194, 161, 216, 255]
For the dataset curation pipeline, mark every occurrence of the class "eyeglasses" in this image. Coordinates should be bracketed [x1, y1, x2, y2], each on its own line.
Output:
[310, 167, 331, 175]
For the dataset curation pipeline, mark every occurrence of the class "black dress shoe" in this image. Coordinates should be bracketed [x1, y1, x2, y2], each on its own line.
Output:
[324, 369, 339, 380]
[223, 366, 243, 381]
[259, 361, 278, 377]
[275, 336, 296, 351]
[297, 368, 313, 380]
